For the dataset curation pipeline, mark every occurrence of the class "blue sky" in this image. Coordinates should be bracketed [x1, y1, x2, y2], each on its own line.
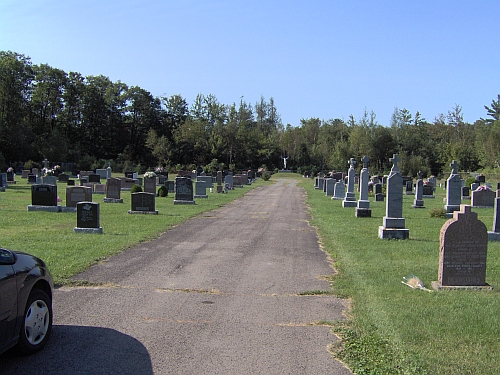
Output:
[1, 0, 499, 126]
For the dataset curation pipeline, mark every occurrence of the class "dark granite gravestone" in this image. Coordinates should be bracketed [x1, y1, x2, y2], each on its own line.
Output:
[216, 171, 223, 193]
[58, 173, 69, 182]
[88, 174, 101, 183]
[129, 192, 158, 214]
[433, 205, 491, 290]
[67, 179, 75, 186]
[6, 171, 15, 182]
[174, 177, 195, 204]
[74, 202, 102, 234]
[31, 184, 57, 206]
[462, 186, 470, 199]
[167, 180, 175, 193]
[471, 188, 495, 207]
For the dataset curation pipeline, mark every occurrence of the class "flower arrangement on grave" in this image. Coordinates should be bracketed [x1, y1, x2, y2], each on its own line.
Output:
[43, 168, 54, 176]
[154, 166, 164, 173]
[6, 167, 14, 173]
[476, 185, 491, 191]
[52, 165, 62, 176]
[144, 171, 157, 179]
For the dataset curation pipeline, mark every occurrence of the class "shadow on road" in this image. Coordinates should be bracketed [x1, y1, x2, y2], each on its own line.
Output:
[0, 325, 153, 375]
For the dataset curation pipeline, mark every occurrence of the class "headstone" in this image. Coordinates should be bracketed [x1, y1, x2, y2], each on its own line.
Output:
[316, 177, 324, 191]
[22, 170, 30, 178]
[32, 168, 39, 177]
[121, 178, 139, 190]
[379, 154, 409, 239]
[42, 176, 57, 186]
[28, 184, 60, 212]
[67, 179, 75, 186]
[197, 176, 213, 189]
[461, 186, 470, 199]
[356, 156, 371, 217]
[224, 173, 234, 190]
[95, 168, 111, 180]
[445, 160, 462, 218]
[143, 177, 157, 194]
[194, 180, 208, 198]
[477, 175, 486, 183]
[66, 186, 92, 208]
[167, 180, 175, 193]
[58, 173, 69, 182]
[471, 182, 480, 191]
[129, 192, 158, 214]
[174, 177, 195, 204]
[93, 183, 106, 194]
[422, 184, 434, 198]
[325, 178, 335, 197]
[88, 174, 101, 183]
[405, 180, 414, 195]
[412, 171, 425, 208]
[332, 180, 346, 200]
[125, 171, 134, 178]
[374, 183, 384, 202]
[488, 191, 500, 241]
[6, 171, 15, 183]
[27, 174, 37, 184]
[433, 205, 491, 290]
[342, 158, 357, 207]
[471, 188, 495, 207]
[74, 202, 102, 234]
[104, 177, 123, 203]
[0, 173, 6, 191]
[216, 171, 223, 193]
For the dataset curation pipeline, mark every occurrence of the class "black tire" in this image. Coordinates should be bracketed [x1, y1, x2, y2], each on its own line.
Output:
[16, 289, 53, 354]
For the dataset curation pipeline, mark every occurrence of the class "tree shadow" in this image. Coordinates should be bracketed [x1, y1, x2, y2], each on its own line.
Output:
[0, 325, 153, 375]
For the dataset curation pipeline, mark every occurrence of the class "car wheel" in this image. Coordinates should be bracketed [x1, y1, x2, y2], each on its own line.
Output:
[16, 289, 52, 354]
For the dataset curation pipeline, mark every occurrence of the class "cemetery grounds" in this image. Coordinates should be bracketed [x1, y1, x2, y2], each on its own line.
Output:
[1, 173, 500, 374]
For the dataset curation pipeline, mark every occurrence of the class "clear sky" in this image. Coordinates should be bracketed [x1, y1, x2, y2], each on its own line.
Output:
[1, 0, 499, 126]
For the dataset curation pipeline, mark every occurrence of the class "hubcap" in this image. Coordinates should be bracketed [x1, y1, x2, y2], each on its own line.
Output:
[24, 300, 50, 345]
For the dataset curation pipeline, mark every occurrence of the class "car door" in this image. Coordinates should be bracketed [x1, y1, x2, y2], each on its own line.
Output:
[0, 249, 18, 350]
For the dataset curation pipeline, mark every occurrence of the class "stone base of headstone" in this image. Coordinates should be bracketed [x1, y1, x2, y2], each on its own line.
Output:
[73, 227, 103, 234]
[378, 226, 410, 239]
[462, 196, 471, 200]
[127, 209, 159, 214]
[278, 170, 292, 173]
[331, 196, 343, 200]
[27, 205, 61, 212]
[342, 192, 357, 207]
[7, 181, 16, 184]
[61, 206, 77, 212]
[194, 194, 208, 198]
[412, 200, 425, 208]
[217, 185, 223, 193]
[431, 281, 493, 291]
[422, 195, 435, 199]
[375, 194, 384, 201]
[405, 192, 414, 195]
[355, 208, 372, 217]
[488, 231, 500, 241]
[103, 198, 124, 203]
[445, 205, 461, 218]
[0, 187, 5, 192]
[173, 200, 195, 205]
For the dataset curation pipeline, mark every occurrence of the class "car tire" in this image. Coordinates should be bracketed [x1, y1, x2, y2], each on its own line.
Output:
[16, 288, 53, 354]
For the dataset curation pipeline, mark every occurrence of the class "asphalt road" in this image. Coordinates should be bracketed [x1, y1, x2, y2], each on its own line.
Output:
[1, 179, 351, 374]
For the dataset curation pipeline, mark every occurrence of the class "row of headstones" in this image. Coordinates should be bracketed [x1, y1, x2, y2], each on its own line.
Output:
[316, 155, 495, 291]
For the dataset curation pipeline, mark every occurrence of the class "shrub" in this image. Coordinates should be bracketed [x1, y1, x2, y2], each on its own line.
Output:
[465, 176, 477, 188]
[429, 207, 447, 218]
[130, 184, 142, 193]
[157, 185, 168, 197]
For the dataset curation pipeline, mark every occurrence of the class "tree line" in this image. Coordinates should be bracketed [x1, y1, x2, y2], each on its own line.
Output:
[1, 51, 500, 177]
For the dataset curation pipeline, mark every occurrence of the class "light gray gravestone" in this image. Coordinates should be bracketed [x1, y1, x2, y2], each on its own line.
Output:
[445, 160, 462, 218]
[379, 154, 409, 239]
[194, 180, 208, 198]
[433, 205, 491, 290]
[356, 156, 371, 217]
[224, 173, 234, 190]
[412, 171, 425, 208]
[74, 202, 102, 234]
[325, 178, 336, 197]
[332, 180, 346, 200]
[342, 158, 357, 207]
[104, 177, 123, 203]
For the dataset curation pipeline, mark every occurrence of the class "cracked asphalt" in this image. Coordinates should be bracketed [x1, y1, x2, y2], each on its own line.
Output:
[1, 179, 351, 374]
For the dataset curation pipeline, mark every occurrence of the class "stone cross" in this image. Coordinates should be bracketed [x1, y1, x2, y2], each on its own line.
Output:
[361, 155, 369, 169]
[418, 171, 424, 180]
[349, 158, 356, 168]
[389, 154, 401, 173]
[450, 160, 459, 175]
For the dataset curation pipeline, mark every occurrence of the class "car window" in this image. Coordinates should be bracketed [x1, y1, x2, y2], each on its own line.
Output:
[0, 249, 15, 265]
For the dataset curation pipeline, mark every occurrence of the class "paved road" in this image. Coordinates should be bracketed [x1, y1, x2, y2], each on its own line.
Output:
[2, 179, 351, 374]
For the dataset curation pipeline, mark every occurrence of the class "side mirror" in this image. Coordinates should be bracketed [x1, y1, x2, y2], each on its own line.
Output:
[0, 248, 16, 265]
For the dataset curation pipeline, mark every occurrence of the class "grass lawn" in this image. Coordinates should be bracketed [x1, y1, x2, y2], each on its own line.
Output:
[296, 173, 500, 375]
[0, 175, 271, 285]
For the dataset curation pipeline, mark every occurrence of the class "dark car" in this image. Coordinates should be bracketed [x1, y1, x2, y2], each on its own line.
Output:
[0, 248, 53, 355]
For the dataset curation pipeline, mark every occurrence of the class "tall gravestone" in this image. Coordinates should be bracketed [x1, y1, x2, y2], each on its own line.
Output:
[356, 156, 371, 217]
[174, 177, 195, 204]
[412, 171, 425, 208]
[488, 190, 500, 241]
[74, 202, 102, 234]
[433, 205, 491, 290]
[445, 160, 462, 218]
[216, 171, 223, 193]
[378, 154, 409, 239]
[325, 178, 335, 197]
[143, 176, 157, 194]
[342, 158, 357, 207]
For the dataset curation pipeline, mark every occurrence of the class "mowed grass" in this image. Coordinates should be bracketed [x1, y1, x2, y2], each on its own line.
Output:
[296, 174, 500, 375]
[0, 175, 271, 285]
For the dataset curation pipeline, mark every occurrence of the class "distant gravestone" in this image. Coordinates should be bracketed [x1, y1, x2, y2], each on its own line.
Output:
[121, 178, 138, 190]
[471, 188, 495, 208]
[216, 171, 223, 193]
[194, 180, 208, 198]
[93, 183, 106, 194]
[433, 205, 491, 290]
[325, 178, 336, 197]
[42, 176, 57, 186]
[167, 180, 175, 193]
[332, 180, 346, 200]
[0, 173, 6, 191]
[488, 191, 500, 241]
[471, 182, 480, 191]
[104, 177, 123, 203]
[27, 174, 36, 184]
[67, 179, 75, 186]
[462, 186, 470, 199]
[74, 202, 102, 234]
[374, 183, 384, 202]
[405, 180, 414, 195]
[422, 184, 434, 198]
[412, 171, 425, 208]
[356, 156, 371, 217]
[66, 186, 92, 208]
[445, 160, 462, 217]
[6, 171, 15, 183]
[174, 177, 195, 204]
[316, 177, 324, 191]
[88, 174, 100, 183]
[22, 170, 30, 178]
[379, 154, 409, 239]
[342, 158, 357, 208]
[95, 168, 111, 180]
[224, 173, 234, 190]
[143, 177, 157, 194]
[58, 173, 69, 182]
[129, 192, 158, 214]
